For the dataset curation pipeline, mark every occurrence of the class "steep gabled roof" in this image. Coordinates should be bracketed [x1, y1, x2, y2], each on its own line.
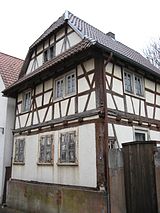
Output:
[3, 11, 160, 96]
[29, 11, 160, 76]
[0, 52, 23, 88]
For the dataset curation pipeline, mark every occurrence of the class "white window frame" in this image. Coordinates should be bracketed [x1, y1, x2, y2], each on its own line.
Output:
[14, 138, 25, 164]
[123, 69, 144, 97]
[58, 129, 78, 165]
[65, 72, 76, 95]
[55, 77, 65, 99]
[22, 90, 31, 112]
[54, 70, 76, 100]
[38, 134, 54, 165]
[133, 127, 150, 141]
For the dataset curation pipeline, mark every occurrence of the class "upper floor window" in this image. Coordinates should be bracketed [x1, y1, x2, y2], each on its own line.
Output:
[14, 139, 25, 163]
[22, 90, 31, 112]
[39, 135, 54, 164]
[55, 78, 64, 98]
[55, 71, 76, 99]
[124, 70, 144, 96]
[66, 73, 76, 94]
[124, 72, 133, 93]
[134, 75, 143, 96]
[59, 131, 77, 164]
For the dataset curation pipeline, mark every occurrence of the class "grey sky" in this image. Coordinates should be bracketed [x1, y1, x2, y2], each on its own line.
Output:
[1, 0, 160, 60]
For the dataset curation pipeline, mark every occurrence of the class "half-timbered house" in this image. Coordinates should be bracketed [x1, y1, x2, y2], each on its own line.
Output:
[3, 11, 160, 212]
[0, 52, 23, 204]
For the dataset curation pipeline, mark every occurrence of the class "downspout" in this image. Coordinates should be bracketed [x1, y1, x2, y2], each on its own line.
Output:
[102, 52, 113, 213]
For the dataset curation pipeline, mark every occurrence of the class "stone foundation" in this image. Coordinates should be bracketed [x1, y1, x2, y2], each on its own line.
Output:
[6, 180, 107, 213]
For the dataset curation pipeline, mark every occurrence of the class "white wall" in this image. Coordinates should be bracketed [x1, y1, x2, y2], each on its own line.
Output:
[105, 62, 160, 122]
[16, 58, 96, 129]
[0, 75, 8, 203]
[108, 123, 160, 147]
[12, 123, 97, 188]
[4, 98, 16, 166]
[0, 76, 15, 204]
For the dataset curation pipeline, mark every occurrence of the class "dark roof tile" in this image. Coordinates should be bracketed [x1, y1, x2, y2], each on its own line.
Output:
[3, 11, 160, 95]
[29, 11, 160, 75]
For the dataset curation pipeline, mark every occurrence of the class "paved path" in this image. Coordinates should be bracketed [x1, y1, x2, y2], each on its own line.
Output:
[0, 206, 24, 213]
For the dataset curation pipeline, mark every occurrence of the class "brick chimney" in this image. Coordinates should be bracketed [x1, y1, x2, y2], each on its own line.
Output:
[106, 32, 115, 39]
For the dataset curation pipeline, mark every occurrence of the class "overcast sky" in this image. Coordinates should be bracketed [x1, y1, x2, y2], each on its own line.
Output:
[1, 0, 160, 60]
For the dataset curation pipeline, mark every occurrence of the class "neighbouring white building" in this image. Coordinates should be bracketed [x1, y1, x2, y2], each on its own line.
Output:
[0, 52, 23, 204]
[3, 11, 160, 213]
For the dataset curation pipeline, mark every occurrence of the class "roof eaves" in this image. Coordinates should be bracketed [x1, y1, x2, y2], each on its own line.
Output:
[95, 42, 160, 77]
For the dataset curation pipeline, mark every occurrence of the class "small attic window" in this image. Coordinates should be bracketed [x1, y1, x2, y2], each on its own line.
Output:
[50, 46, 54, 59]
[43, 49, 49, 62]
[43, 46, 55, 63]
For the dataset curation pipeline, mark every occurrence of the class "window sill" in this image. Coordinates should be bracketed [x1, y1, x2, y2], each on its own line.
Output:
[57, 162, 78, 166]
[13, 162, 25, 166]
[20, 109, 30, 115]
[53, 92, 76, 103]
[124, 91, 145, 100]
[37, 162, 53, 166]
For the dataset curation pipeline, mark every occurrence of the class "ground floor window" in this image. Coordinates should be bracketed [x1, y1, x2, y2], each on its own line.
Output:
[14, 139, 25, 163]
[39, 135, 54, 164]
[134, 128, 149, 141]
[59, 131, 77, 164]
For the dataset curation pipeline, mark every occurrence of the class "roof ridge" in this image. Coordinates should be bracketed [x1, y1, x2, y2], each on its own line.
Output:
[68, 11, 122, 42]
[20, 11, 160, 82]
[0, 51, 24, 61]
[67, 11, 146, 55]
[68, 11, 102, 34]
[29, 14, 65, 49]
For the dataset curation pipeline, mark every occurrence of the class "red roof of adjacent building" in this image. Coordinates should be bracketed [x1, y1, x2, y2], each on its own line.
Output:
[0, 52, 23, 88]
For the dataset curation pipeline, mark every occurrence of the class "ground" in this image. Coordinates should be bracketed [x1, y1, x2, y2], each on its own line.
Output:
[0, 206, 23, 213]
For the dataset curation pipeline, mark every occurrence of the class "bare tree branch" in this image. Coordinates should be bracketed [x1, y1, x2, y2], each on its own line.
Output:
[143, 38, 160, 69]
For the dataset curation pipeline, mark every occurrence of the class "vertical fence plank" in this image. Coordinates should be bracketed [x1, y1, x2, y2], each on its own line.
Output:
[123, 142, 158, 213]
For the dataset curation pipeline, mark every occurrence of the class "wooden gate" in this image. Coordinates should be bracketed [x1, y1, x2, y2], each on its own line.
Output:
[122, 142, 158, 213]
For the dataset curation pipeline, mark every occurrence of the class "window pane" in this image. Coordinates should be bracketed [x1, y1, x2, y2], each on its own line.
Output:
[14, 139, 25, 163]
[56, 79, 64, 98]
[135, 132, 146, 141]
[23, 91, 31, 111]
[50, 46, 54, 59]
[39, 135, 53, 163]
[39, 137, 45, 162]
[60, 132, 76, 163]
[135, 75, 143, 96]
[66, 73, 75, 94]
[43, 50, 49, 62]
[19, 140, 25, 162]
[14, 141, 19, 162]
[68, 132, 76, 162]
[124, 72, 132, 93]
[60, 134, 67, 162]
